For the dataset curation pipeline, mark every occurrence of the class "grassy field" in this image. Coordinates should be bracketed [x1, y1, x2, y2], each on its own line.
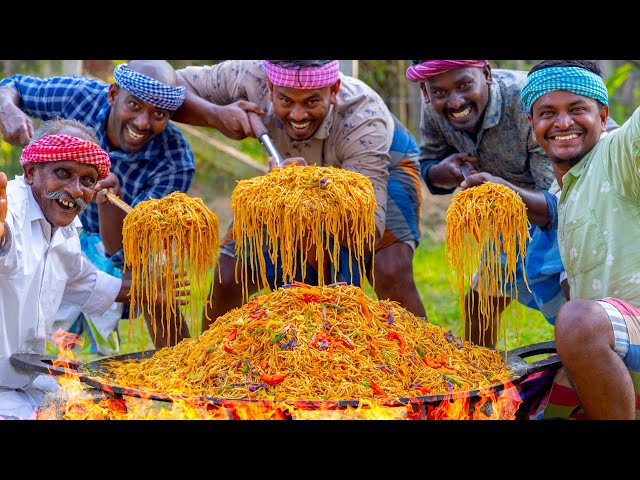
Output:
[412, 240, 555, 351]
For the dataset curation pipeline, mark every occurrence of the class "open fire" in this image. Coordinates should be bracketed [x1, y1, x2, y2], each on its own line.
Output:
[38, 352, 523, 420]
[39, 382, 523, 420]
[33, 284, 540, 421]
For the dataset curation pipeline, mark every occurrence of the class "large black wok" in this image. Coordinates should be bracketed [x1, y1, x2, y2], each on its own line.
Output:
[11, 341, 560, 419]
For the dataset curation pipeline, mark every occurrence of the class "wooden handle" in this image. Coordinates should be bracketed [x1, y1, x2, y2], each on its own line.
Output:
[106, 192, 133, 214]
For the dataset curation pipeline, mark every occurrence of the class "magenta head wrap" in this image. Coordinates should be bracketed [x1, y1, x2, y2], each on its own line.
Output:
[406, 60, 488, 82]
[20, 134, 111, 180]
[263, 60, 340, 89]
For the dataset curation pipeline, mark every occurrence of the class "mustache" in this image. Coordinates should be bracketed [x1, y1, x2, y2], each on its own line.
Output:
[43, 190, 88, 211]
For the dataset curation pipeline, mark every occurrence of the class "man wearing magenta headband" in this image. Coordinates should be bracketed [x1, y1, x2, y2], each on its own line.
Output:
[0, 60, 195, 355]
[0, 118, 185, 419]
[174, 60, 425, 329]
[406, 59, 618, 349]
[521, 60, 640, 420]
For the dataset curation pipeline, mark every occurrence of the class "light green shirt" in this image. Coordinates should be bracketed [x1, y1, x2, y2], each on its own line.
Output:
[552, 106, 640, 305]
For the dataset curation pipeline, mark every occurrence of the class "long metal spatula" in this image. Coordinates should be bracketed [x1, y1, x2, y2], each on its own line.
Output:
[248, 112, 284, 166]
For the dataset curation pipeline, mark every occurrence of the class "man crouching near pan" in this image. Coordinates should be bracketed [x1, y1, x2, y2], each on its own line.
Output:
[0, 118, 187, 419]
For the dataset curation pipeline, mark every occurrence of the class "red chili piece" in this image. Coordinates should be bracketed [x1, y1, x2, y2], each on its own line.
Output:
[386, 331, 406, 355]
[227, 329, 237, 342]
[369, 379, 386, 396]
[260, 373, 286, 386]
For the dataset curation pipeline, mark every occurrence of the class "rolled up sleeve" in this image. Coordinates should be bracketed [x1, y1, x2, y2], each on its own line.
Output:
[79, 271, 122, 318]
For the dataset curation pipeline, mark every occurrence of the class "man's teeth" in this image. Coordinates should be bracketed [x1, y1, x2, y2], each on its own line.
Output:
[127, 126, 143, 139]
[58, 199, 75, 208]
[290, 121, 311, 129]
[554, 134, 578, 141]
[451, 106, 471, 119]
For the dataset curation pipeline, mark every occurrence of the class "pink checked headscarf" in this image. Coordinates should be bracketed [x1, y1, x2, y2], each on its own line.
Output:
[406, 60, 488, 82]
[263, 60, 340, 89]
[20, 134, 111, 180]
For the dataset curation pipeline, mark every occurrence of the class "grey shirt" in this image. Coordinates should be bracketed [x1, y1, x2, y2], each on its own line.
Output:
[418, 69, 554, 194]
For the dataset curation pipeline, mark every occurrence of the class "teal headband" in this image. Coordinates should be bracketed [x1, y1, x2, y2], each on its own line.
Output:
[520, 66, 609, 113]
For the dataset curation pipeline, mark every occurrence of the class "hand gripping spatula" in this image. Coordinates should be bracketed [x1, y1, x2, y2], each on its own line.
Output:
[248, 112, 285, 166]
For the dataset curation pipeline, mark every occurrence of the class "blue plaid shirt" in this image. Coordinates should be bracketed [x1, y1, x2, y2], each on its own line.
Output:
[0, 74, 196, 268]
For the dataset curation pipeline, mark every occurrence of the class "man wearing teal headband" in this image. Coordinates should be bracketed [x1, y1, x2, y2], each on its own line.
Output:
[0, 60, 195, 356]
[405, 60, 621, 349]
[523, 60, 640, 419]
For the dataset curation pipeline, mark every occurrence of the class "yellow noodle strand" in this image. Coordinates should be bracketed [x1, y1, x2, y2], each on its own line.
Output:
[97, 284, 514, 401]
[230, 164, 377, 302]
[445, 183, 530, 348]
[122, 191, 220, 345]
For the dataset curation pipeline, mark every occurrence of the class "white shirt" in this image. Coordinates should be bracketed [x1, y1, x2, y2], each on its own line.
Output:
[0, 175, 121, 392]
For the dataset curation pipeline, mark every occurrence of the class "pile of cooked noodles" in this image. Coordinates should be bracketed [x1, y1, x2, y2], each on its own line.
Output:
[230, 164, 377, 301]
[122, 191, 220, 340]
[97, 283, 514, 401]
[445, 182, 530, 343]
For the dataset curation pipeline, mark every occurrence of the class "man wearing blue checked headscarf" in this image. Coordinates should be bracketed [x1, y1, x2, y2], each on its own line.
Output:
[0, 60, 195, 356]
[522, 60, 640, 420]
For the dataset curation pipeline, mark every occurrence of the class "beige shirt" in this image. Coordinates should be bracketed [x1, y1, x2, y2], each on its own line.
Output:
[180, 60, 394, 238]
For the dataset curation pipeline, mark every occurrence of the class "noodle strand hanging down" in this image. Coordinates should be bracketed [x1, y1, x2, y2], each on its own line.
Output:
[97, 283, 514, 402]
[445, 182, 530, 347]
[231, 164, 377, 301]
[122, 191, 220, 343]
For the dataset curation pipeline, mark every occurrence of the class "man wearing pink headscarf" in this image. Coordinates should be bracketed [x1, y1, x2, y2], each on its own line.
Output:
[174, 60, 425, 331]
[406, 60, 617, 348]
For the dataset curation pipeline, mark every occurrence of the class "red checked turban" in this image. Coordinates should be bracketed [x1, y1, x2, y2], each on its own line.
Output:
[20, 134, 111, 180]
[263, 60, 340, 89]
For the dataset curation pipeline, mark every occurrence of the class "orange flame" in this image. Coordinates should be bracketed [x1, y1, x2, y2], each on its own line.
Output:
[428, 381, 522, 420]
[40, 383, 524, 420]
[41, 330, 523, 420]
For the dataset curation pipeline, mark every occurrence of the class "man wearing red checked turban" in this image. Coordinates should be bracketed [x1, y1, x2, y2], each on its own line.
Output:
[173, 60, 425, 331]
[0, 118, 188, 419]
[0, 119, 122, 418]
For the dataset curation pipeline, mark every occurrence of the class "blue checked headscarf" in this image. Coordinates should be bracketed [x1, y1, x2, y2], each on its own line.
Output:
[113, 63, 186, 111]
[520, 66, 609, 113]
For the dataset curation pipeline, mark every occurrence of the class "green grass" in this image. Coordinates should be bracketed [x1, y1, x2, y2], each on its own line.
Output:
[412, 240, 555, 352]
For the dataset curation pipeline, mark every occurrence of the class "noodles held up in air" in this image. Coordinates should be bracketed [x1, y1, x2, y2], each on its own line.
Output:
[231, 164, 377, 301]
[122, 191, 220, 343]
[445, 182, 530, 346]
